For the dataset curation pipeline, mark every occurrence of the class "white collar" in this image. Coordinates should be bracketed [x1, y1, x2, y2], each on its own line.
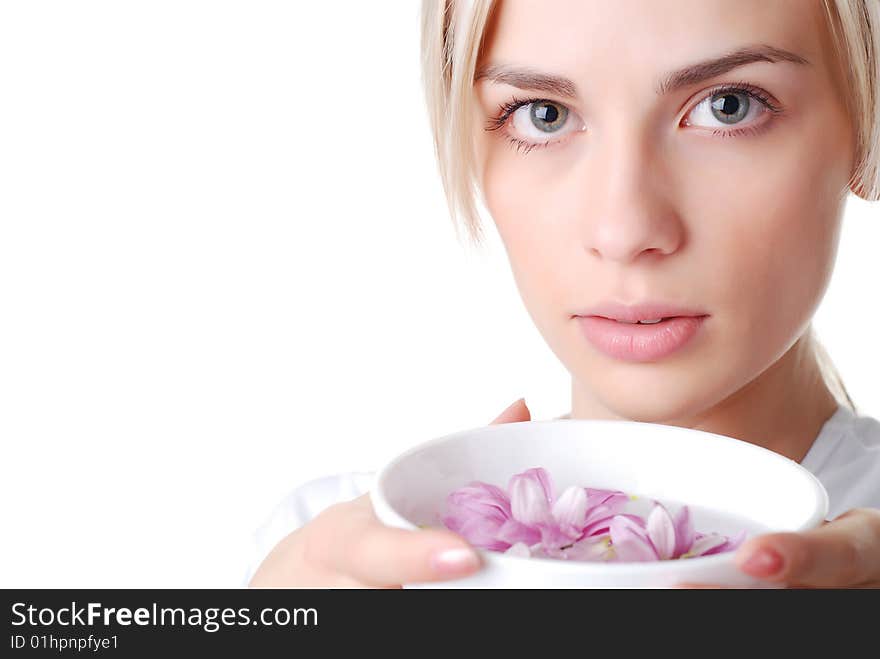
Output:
[799, 404, 854, 473]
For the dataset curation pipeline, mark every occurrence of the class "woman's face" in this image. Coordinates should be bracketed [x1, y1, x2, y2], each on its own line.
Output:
[474, 0, 856, 422]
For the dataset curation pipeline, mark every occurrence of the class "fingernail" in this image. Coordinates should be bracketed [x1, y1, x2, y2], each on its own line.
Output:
[740, 547, 784, 577]
[430, 547, 480, 576]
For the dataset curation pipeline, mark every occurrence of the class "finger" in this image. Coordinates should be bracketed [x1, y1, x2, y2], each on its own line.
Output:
[734, 508, 880, 587]
[490, 398, 531, 425]
[312, 494, 482, 587]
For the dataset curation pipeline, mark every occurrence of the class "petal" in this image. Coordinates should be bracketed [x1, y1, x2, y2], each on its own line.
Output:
[447, 482, 512, 518]
[552, 485, 589, 532]
[672, 505, 695, 558]
[537, 522, 578, 550]
[564, 535, 615, 562]
[609, 514, 658, 562]
[441, 513, 509, 551]
[699, 530, 748, 556]
[509, 470, 553, 525]
[509, 467, 555, 501]
[580, 513, 616, 538]
[539, 542, 568, 560]
[585, 488, 630, 512]
[441, 482, 514, 548]
[724, 530, 748, 551]
[686, 533, 729, 557]
[495, 518, 541, 547]
[504, 542, 532, 558]
[583, 512, 645, 538]
[646, 503, 676, 560]
[583, 503, 618, 527]
[532, 467, 556, 501]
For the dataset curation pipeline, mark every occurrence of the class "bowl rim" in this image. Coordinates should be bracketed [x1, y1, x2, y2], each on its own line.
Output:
[370, 417, 830, 574]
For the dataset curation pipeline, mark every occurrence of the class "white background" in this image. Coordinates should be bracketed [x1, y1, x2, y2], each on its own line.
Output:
[0, 1, 877, 587]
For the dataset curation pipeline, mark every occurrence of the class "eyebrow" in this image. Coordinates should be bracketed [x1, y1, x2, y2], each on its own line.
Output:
[474, 44, 810, 99]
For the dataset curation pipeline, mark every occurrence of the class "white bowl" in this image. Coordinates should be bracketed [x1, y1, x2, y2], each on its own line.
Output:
[370, 418, 828, 588]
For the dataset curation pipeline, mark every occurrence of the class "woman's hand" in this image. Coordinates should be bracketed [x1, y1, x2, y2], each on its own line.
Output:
[679, 507, 880, 588]
[248, 398, 532, 587]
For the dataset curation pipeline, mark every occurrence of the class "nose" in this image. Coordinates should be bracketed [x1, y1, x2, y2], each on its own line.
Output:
[581, 129, 684, 264]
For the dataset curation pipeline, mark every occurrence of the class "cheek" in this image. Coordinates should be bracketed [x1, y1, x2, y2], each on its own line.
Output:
[688, 124, 846, 349]
[482, 149, 570, 326]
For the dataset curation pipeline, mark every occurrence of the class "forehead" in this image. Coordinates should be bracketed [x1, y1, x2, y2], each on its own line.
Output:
[479, 0, 825, 84]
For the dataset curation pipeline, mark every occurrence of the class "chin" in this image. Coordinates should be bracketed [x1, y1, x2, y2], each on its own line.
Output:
[600, 392, 696, 424]
[576, 360, 729, 425]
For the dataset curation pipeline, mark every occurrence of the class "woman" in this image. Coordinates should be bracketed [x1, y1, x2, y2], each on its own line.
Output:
[247, 0, 880, 588]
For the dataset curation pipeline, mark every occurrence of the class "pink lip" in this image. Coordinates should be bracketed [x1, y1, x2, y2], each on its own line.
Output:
[573, 301, 708, 323]
[573, 302, 709, 363]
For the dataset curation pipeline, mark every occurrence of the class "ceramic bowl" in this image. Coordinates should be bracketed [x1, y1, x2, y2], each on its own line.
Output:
[370, 418, 828, 588]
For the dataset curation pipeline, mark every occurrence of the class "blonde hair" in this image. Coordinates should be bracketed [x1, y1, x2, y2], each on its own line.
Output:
[420, 0, 877, 413]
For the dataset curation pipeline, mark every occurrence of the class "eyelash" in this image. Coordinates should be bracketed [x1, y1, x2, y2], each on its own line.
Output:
[484, 82, 785, 155]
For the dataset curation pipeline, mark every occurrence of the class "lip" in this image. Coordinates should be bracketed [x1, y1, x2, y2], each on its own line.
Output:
[574, 302, 709, 363]
[573, 301, 708, 323]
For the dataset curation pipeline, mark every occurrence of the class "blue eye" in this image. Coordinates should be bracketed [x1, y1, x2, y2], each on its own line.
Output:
[683, 83, 784, 135]
[529, 101, 568, 132]
[485, 82, 784, 154]
[484, 96, 585, 154]
[710, 92, 750, 124]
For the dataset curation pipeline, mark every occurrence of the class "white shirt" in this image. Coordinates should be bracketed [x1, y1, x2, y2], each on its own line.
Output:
[242, 404, 880, 585]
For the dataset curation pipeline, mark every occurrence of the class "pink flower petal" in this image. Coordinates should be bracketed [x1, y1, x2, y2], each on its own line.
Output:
[509, 467, 555, 500]
[610, 514, 658, 562]
[442, 508, 511, 550]
[672, 505, 695, 557]
[699, 530, 748, 556]
[449, 482, 511, 510]
[551, 485, 588, 534]
[509, 470, 554, 526]
[580, 511, 638, 538]
[441, 481, 516, 549]
[537, 522, 579, 550]
[504, 542, 532, 558]
[495, 517, 541, 547]
[646, 503, 677, 560]
[562, 535, 614, 562]
[585, 487, 630, 512]
[687, 533, 730, 557]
